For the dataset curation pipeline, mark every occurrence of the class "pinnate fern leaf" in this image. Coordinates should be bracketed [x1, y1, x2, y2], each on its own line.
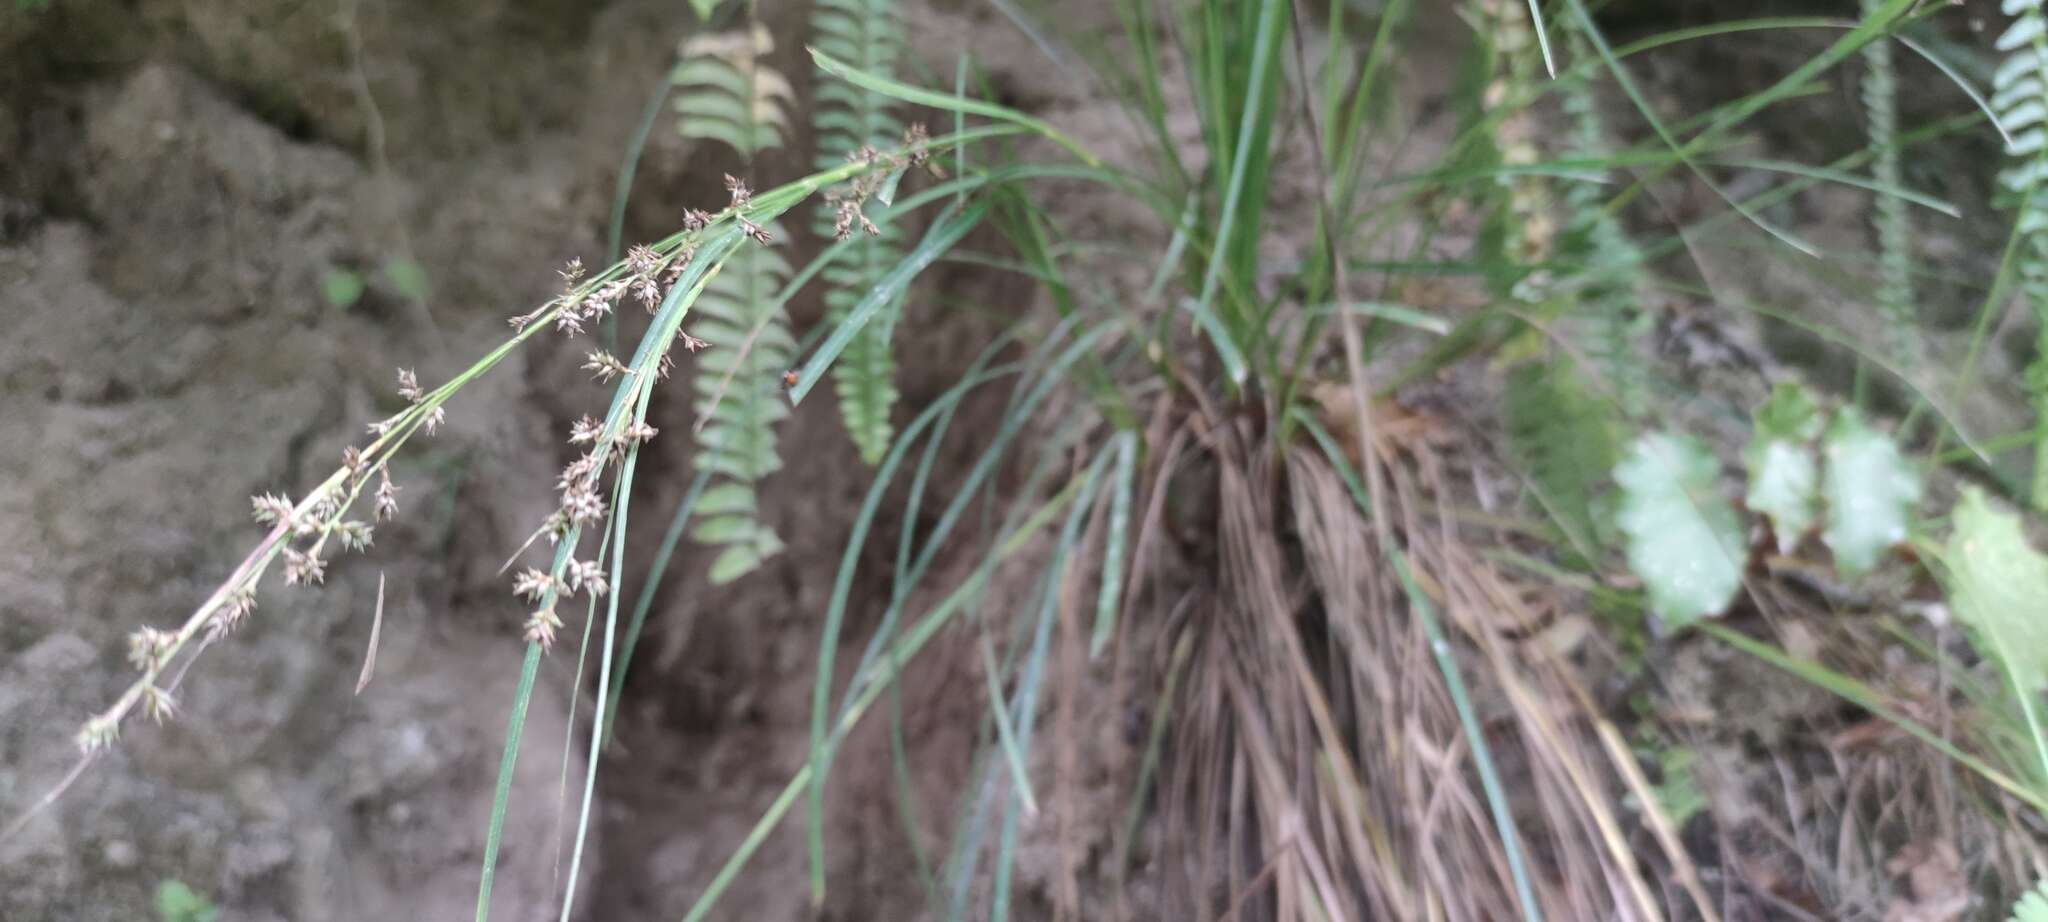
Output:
[1861, 0, 1918, 372]
[671, 23, 797, 582]
[1503, 360, 1620, 557]
[1995, 0, 2048, 508]
[690, 225, 795, 584]
[1560, 22, 1652, 414]
[673, 25, 796, 158]
[812, 0, 906, 464]
[822, 228, 903, 465]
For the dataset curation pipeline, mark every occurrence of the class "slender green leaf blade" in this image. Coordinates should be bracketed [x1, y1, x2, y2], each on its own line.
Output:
[979, 635, 1038, 817]
[474, 645, 543, 922]
[1091, 431, 1137, 658]
[807, 46, 1099, 166]
[790, 199, 989, 406]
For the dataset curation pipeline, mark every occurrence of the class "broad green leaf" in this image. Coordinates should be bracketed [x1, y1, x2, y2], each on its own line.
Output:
[694, 482, 758, 517]
[691, 515, 762, 545]
[710, 534, 781, 586]
[154, 880, 218, 922]
[381, 257, 430, 300]
[2010, 880, 2048, 922]
[1945, 488, 2048, 688]
[1744, 383, 1822, 553]
[1821, 408, 1919, 576]
[1615, 432, 1746, 627]
[320, 268, 365, 308]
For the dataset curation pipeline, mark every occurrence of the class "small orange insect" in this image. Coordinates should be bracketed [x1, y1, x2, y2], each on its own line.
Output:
[782, 370, 800, 390]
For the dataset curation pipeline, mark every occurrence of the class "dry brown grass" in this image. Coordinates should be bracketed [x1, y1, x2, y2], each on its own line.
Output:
[1103, 381, 1740, 922]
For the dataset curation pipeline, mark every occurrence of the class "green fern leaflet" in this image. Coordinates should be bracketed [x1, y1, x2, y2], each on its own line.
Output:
[1994, 1, 2048, 508]
[672, 23, 798, 581]
[673, 24, 795, 158]
[691, 220, 796, 583]
[812, 0, 906, 465]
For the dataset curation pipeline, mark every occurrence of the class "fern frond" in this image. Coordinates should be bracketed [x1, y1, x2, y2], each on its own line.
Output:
[691, 219, 795, 583]
[673, 24, 796, 158]
[1993, 1, 2048, 509]
[1861, 0, 1919, 374]
[2011, 879, 2048, 922]
[822, 226, 904, 465]
[1560, 24, 1653, 417]
[812, 0, 906, 464]
[1504, 360, 1622, 559]
[671, 20, 798, 582]
[1467, 0, 1553, 300]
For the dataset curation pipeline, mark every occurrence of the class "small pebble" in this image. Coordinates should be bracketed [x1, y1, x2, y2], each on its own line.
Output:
[103, 839, 138, 868]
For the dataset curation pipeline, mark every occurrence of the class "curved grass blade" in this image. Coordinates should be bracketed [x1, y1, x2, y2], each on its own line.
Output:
[808, 46, 1100, 166]
[1182, 295, 1249, 388]
[979, 634, 1039, 817]
[886, 678, 938, 905]
[844, 335, 1103, 703]
[476, 230, 737, 922]
[789, 198, 991, 407]
[1394, 556, 1543, 922]
[1703, 156, 1959, 216]
[599, 461, 714, 749]
[549, 529, 609, 903]
[475, 643, 543, 922]
[1702, 621, 2048, 815]
[1190, 0, 1288, 375]
[1302, 301, 1452, 335]
[1091, 430, 1136, 658]
[1565, 0, 1817, 257]
[605, 75, 675, 348]
[1298, 408, 1541, 921]
[805, 323, 1115, 903]
[992, 445, 1112, 919]
[801, 353, 1032, 904]
[555, 375, 657, 921]
[680, 474, 1082, 922]
[1524, 0, 1557, 77]
[1592, 18, 2010, 148]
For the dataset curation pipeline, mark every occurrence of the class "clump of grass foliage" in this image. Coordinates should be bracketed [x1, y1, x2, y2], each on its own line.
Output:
[18, 0, 2048, 918]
